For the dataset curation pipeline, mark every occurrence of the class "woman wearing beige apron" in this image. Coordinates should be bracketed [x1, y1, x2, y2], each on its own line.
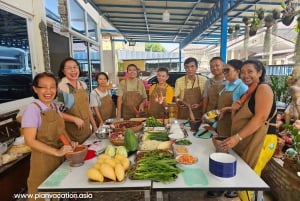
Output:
[148, 67, 174, 119]
[217, 59, 248, 137]
[90, 72, 116, 125]
[57, 57, 97, 144]
[117, 64, 147, 120]
[174, 57, 207, 120]
[22, 72, 73, 201]
[202, 57, 226, 113]
[222, 60, 277, 201]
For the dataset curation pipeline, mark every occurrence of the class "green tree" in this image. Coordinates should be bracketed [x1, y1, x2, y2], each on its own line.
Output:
[145, 43, 166, 52]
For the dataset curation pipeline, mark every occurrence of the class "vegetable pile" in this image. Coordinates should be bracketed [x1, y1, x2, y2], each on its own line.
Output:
[145, 116, 163, 127]
[175, 139, 192, 145]
[128, 150, 182, 182]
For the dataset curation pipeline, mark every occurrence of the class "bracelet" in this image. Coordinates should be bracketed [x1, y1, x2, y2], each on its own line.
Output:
[235, 133, 243, 141]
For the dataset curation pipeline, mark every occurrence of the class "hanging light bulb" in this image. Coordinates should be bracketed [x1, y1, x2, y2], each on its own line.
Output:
[162, 0, 170, 22]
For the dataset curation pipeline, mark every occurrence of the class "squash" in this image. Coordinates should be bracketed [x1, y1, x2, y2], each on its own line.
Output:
[124, 128, 138, 151]
[87, 168, 104, 182]
[115, 163, 125, 181]
[121, 157, 130, 170]
[100, 163, 116, 181]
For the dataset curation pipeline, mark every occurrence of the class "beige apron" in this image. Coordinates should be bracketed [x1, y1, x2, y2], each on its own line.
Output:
[95, 90, 116, 122]
[217, 84, 240, 137]
[65, 87, 91, 144]
[231, 98, 271, 168]
[178, 77, 202, 119]
[148, 84, 167, 119]
[206, 79, 225, 112]
[121, 79, 144, 120]
[27, 103, 65, 201]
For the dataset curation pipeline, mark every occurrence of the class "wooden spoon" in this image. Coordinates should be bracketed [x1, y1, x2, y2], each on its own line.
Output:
[179, 100, 195, 121]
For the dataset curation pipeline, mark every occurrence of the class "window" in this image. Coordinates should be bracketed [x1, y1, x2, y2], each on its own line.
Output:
[0, 9, 32, 103]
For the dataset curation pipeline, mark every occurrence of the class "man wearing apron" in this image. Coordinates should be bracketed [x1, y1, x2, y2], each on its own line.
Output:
[202, 57, 227, 113]
[117, 64, 147, 120]
[174, 57, 206, 119]
[148, 67, 174, 119]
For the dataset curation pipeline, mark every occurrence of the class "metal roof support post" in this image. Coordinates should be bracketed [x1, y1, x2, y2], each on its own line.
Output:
[179, 47, 182, 71]
[220, 0, 228, 62]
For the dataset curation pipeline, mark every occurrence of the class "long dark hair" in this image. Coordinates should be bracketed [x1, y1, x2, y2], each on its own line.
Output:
[242, 60, 266, 82]
[32, 72, 58, 99]
[57, 57, 83, 79]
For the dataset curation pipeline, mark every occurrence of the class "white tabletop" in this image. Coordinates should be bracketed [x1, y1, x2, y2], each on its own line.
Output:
[38, 123, 269, 192]
[152, 128, 269, 191]
[38, 135, 152, 192]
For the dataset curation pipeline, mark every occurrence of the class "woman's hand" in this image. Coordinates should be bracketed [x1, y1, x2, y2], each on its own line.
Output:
[231, 101, 241, 111]
[56, 145, 73, 157]
[293, 120, 300, 129]
[191, 103, 200, 109]
[74, 117, 84, 129]
[221, 135, 240, 152]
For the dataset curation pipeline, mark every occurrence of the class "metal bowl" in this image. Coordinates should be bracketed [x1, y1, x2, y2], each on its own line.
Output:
[95, 127, 112, 139]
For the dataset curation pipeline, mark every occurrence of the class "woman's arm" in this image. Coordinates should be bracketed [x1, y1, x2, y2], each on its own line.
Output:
[92, 106, 103, 126]
[117, 96, 123, 118]
[23, 127, 72, 157]
[224, 84, 274, 149]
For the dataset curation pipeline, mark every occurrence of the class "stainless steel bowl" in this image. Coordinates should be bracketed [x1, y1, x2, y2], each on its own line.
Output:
[95, 127, 112, 139]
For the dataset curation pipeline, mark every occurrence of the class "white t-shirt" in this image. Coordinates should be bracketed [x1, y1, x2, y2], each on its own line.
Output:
[90, 88, 111, 107]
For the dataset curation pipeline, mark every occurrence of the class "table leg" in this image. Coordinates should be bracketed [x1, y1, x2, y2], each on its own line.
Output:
[255, 191, 263, 201]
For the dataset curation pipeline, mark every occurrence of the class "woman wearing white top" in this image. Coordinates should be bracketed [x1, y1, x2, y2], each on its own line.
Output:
[90, 72, 116, 126]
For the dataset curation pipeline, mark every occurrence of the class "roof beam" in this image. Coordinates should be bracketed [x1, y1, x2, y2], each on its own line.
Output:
[180, 0, 261, 49]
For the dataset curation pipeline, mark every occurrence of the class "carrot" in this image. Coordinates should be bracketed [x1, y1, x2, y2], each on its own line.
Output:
[177, 154, 197, 164]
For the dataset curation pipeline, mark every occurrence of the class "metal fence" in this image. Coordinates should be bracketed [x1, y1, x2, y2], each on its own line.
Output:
[265, 65, 294, 76]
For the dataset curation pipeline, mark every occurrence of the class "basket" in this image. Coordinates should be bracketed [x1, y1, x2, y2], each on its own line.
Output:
[109, 136, 124, 146]
[112, 120, 143, 133]
[108, 131, 125, 146]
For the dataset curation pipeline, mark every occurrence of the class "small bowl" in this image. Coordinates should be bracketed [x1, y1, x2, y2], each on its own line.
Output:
[188, 119, 202, 132]
[212, 136, 228, 153]
[65, 145, 88, 167]
[209, 153, 237, 178]
[95, 127, 112, 139]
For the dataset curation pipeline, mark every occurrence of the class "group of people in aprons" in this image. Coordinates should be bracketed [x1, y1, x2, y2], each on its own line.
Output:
[22, 57, 98, 201]
[21, 56, 279, 201]
[203, 57, 278, 201]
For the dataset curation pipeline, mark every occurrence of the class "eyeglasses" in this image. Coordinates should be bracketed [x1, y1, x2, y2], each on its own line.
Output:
[64, 66, 79, 71]
[222, 68, 230, 74]
[36, 86, 57, 90]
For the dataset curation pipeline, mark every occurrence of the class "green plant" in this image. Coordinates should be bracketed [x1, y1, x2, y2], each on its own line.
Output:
[235, 24, 240, 31]
[256, 8, 265, 20]
[264, 14, 274, 23]
[282, 124, 300, 162]
[272, 8, 281, 20]
[242, 16, 251, 25]
[268, 75, 290, 103]
[228, 26, 233, 34]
